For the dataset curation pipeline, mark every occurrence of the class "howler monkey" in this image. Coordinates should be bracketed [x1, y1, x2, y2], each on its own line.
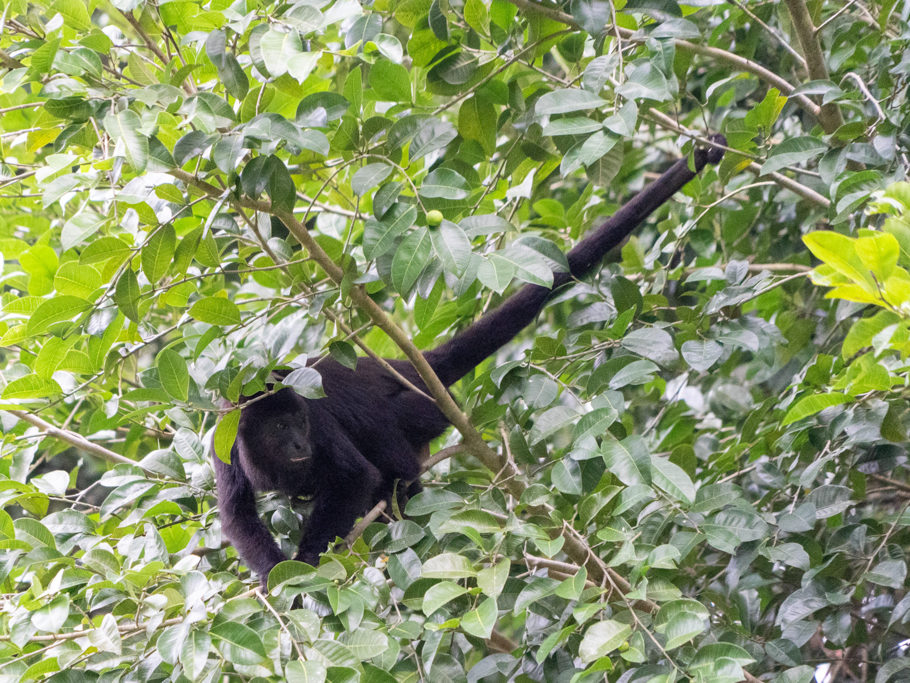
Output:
[213, 137, 725, 583]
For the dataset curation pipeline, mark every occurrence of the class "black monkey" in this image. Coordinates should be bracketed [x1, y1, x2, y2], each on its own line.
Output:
[213, 138, 725, 583]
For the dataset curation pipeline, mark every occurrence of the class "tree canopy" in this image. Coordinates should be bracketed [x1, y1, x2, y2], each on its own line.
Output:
[0, 0, 909, 681]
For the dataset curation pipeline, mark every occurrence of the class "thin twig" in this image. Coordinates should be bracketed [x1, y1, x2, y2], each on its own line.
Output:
[4, 410, 153, 474]
[255, 589, 305, 659]
[422, 444, 465, 471]
[0, 617, 184, 643]
[868, 472, 910, 495]
[344, 500, 387, 545]
[0, 102, 42, 115]
[730, 0, 807, 68]
[503, 0, 823, 121]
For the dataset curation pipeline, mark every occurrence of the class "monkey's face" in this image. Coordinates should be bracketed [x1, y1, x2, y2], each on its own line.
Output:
[238, 390, 313, 492]
[258, 411, 311, 462]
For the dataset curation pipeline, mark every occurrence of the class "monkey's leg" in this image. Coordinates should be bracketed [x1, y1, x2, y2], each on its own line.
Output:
[294, 441, 382, 564]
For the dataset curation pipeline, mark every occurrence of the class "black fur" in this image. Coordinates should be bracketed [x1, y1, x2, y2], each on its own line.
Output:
[213, 137, 725, 583]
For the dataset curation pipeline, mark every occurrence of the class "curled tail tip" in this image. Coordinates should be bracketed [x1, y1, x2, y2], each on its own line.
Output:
[705, 133, 726, 165]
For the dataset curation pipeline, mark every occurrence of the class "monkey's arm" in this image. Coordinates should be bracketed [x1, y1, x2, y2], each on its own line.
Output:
[294, 437, 383, 565]
[213, 452, 286, 584]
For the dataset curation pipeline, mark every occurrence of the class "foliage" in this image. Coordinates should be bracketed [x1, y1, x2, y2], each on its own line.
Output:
[0, 0, 908, 681]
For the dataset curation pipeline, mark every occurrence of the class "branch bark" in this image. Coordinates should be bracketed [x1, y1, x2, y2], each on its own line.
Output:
[4, 409, 155, 474]
[784, 0, 846, 134]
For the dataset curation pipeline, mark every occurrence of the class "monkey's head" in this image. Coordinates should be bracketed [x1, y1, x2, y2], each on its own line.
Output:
[236, 389, 313, 492]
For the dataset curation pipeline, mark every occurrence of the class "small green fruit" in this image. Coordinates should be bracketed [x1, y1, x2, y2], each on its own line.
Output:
[426, 210, 443, 226]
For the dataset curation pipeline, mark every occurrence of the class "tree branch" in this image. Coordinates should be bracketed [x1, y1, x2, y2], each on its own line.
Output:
[639, 104, 831, 207]
[172, 171, 622, 596]
[4, 409, 154, 474]
[503, 0, 822, 121]
[118, 10, 196, 94]
[344, 499, 388, 545]
[784, 0, 846, 133]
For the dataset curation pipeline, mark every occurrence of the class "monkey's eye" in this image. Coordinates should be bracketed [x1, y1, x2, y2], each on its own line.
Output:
[275, 421, 287, 430]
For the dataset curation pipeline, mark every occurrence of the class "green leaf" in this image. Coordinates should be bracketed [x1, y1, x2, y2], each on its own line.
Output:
[329, 341, 358, 370]
[463, 0, 490, 34]
[62, 212, 105, 250]
[114, 269, 142, 323]
[458, 95, 496, 152]
[608, 360, 658, 389]
[369, 60, 411, 102]
[460, 597, 497, 639]
[260, 28, 303, 78]
[189, 297, 241, 326]
[762, 542, 811, 570]
[651, 456, 696, 504]
[205, 30, 249, 100]
[761, 136, 826, 175]
[579, 620, 633, 663]
[438, 509, 503, 535]
[663, 612, 706, 650]
[157, 348, 189, 401]
[868, 559, 908, 588]
[703, 509, 769, 553]
[855, 231, 899, 280]
[419, 168, 471, 200]
[422, 581, 468, 616]
[105, 109, 149, 172]
[431, 220, 471, 277]
[55, 0, 91, 31]
[536, 89, 608, 115]
[476, 558, 509, 599]
[352, 163, 393, 196]
[180, 629, 212, 680]
[804, 231, 873, 287]
[339, 628, 388, 660]
[27, 296, 91, 335]
[492, 245, 553, 287]
[681, 339, 723, 372]
[542, 117, 603, 136]
[31, 594, 70, 632]
[54, 261, 101, 298]
[601, 437, 651, 486]
[391, 229, 432, 293]
[782, 392, 852, 425]
[621, 327, 678, 366]
[81, 236, 132, 265]
[213, 410, 240, 463]
[364, 204, 417, 260]
[142, 224, 177, 283]
[88, 614, 122, 655]
[383, 520, 426, 552]
[422, 553, 476, 579]
[286, 660, 328, 683]
[281, 367, 326, 399]
[477, 253, 515, 293]
[211, 622, 267, 665]
[266, 155, 296, 212]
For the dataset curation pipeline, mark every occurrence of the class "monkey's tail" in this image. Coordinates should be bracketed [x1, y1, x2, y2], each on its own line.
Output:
[425, 135, 726, 387]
